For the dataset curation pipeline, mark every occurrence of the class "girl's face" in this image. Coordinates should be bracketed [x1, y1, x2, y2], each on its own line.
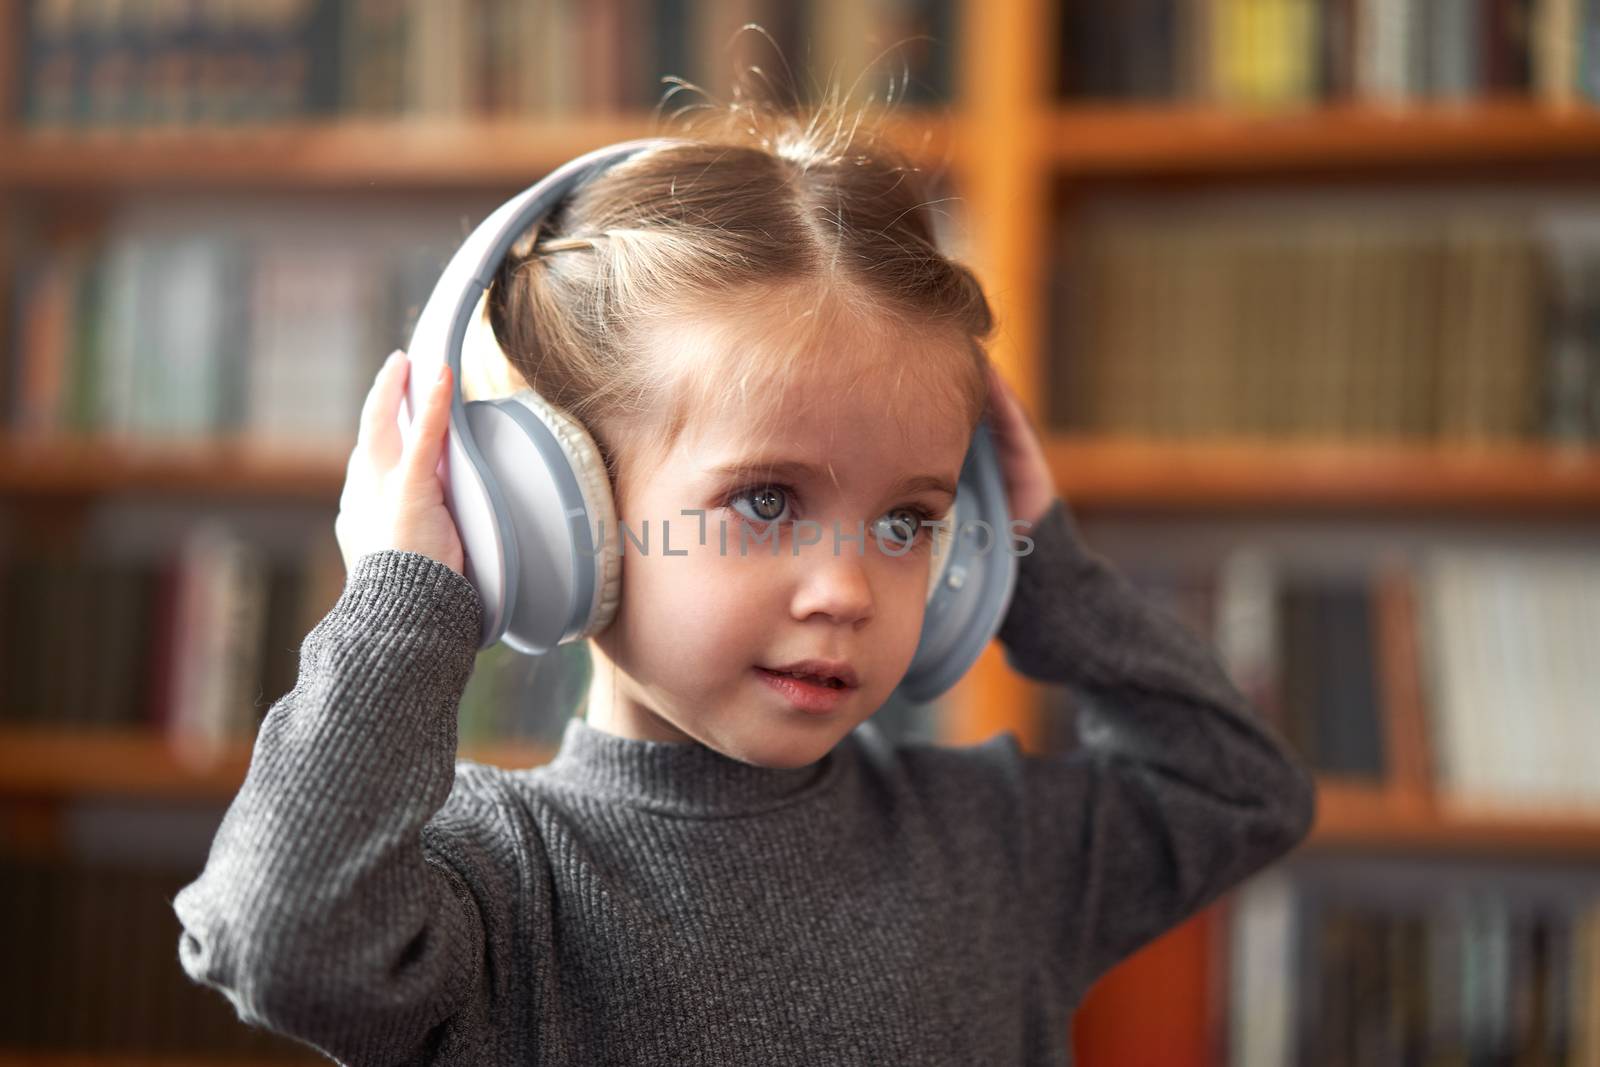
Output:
[586, 322, 974, 768]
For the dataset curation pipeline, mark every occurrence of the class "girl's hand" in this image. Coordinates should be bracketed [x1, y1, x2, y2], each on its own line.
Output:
[983, 361, 1059, 530]
[334, 350, 466, 577]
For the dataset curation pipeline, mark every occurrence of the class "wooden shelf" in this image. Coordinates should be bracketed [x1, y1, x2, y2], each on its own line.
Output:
[1044, 99, 1600, 176]
[1045, 435, 1600, 513]
[9, 433, 1600, 512]
[2, 726, 1598, 856]
[0, 726, 554, 801]
[1311, 779, 1600, 855]
[0, 110, 958, 190]
[0, 434, 349, 497]
[5, 102, 1597, 191]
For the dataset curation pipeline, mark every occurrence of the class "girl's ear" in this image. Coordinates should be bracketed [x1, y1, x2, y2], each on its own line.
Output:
[459, 290, 531, 403]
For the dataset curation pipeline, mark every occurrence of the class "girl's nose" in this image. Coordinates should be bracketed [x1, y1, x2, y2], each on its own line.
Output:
[786, 538, 875, 627]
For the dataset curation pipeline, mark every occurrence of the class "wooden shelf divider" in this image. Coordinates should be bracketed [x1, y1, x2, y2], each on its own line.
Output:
[1312, 778, 1600, 855]
[1042, 99, 1600, 176]
[5, 101, 1600, 189]
[0, 434, 351, 497]
[8, 432, 1600, 510]
[4, 725, 1600, 855]
[0, 111, 959, 190]
[0, 726, 553, 801]
[1042, 436, 1600, 513]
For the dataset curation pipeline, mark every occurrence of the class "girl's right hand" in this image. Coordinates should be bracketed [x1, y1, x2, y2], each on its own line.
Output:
[334, 350, 467, 577]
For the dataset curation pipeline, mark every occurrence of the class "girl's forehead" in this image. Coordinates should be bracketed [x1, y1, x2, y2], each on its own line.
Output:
[631, 287, 982, 474]
[683, 355, 963, 444]
[672, 367, 972, 480]
[660, 319, 970, 421]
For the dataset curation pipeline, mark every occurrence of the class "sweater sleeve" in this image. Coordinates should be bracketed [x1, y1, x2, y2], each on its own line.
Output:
[993, 498, 1317, 993]
[172, 549, 514, 1065]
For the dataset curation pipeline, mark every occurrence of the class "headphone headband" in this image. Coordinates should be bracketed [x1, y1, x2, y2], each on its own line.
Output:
[442, 138, 671, 380]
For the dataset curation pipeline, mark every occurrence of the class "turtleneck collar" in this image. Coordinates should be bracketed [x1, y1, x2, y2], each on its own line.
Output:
[535, 715, 852, 818]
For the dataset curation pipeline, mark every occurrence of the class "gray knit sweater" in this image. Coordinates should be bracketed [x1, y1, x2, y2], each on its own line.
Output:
[173, 498, 1317, 1066]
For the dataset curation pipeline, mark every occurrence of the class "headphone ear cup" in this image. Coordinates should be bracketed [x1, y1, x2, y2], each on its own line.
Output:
[894, 419, 1017, 705]
[495, 389, 622, 646]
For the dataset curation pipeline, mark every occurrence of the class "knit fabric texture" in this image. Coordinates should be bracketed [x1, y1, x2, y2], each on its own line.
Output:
[173, 498, 1317, 1065]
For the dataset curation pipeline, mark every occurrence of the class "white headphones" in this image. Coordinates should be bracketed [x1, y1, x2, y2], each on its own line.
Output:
[400, 138, 1017, 704]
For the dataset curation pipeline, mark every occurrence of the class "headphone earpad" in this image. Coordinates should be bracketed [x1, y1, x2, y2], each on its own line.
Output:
[500, 389, 622, 641]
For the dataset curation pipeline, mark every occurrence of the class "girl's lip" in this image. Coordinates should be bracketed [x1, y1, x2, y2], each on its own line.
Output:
[754, 667, 853, 715]
[760, 659, 860, 689]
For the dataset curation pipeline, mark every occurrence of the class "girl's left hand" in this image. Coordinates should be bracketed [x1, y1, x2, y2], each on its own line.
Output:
[983, 361, 1059, 530]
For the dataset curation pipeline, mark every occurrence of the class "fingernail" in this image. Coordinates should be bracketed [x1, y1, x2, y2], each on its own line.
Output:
[435, 364, 450, 387]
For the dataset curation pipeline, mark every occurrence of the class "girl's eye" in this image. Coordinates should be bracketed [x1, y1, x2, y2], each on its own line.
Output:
[724, 485, 936, 552]
[875, 507, 933, 551]
[728, 484, 791, 526]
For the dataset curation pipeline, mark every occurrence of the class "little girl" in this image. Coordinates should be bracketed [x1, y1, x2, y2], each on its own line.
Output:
[173, 95, 1316, 1066]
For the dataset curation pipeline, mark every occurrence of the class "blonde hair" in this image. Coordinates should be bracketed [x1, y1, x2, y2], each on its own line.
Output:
[476, 59, 995, 505]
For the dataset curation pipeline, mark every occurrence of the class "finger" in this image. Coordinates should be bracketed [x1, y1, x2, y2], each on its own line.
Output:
[985, 362, 1017, 416]
[988, 365, 1041, 445]
[982, 364, 1023, 438]
[400, 362, 453, 488]
[358, 350, 409, 469]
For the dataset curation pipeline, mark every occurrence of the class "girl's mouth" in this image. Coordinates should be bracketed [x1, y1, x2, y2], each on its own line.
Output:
[754, 667, 854, 714]
[764, 668, 846, 689]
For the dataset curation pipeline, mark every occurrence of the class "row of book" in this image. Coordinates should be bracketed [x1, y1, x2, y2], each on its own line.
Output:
[0, 850, 310, 1057]
[1043, 535, 1600, 811]
[1409, 546, 1600, 815]
[0, 520, 591, 756]
[2, 170, 967, 444]
[5, 221, 454, 443]
[0, 498, 958, 754]
[1052, 562, 1390, 782]
[1229, 544, 1600, 811]
[1049, 198, 1600, 444]
[15, 0, 954, 129]
[1060, 0, 1600, 106]
[1228, 855, 1600, 1066]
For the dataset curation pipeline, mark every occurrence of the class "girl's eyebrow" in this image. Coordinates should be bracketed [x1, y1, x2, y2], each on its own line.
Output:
[707, 459, 957, 500]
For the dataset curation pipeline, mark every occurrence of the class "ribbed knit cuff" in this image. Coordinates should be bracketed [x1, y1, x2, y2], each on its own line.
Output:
[252, 546, 486, 847]
[289, 550, 486, 742]
[332, 550, 484, 650]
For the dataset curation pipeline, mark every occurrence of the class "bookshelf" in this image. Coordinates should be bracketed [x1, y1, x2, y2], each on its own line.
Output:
[4, 0, 1600, 1063]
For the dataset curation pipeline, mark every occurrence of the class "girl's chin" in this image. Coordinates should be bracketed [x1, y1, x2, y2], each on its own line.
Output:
[717, 722, 847, 769]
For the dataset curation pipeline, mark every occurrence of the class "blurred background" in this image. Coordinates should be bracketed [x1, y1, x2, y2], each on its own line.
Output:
[0, 0, 1598, 1064]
